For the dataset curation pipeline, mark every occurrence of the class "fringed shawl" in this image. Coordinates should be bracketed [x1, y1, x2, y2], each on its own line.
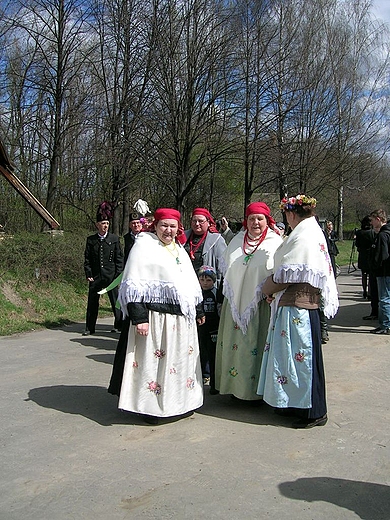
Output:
[118, 232, 203, 323]
[220, 229, 283, 334]
[273, 216, 339, 319]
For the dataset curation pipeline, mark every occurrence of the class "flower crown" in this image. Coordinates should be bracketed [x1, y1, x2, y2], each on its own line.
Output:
[279, 194, 317, 210]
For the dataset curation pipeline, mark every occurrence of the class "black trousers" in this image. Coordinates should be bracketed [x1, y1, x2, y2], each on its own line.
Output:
[86, 278, 122, 333]
[306, 308, 327, 419]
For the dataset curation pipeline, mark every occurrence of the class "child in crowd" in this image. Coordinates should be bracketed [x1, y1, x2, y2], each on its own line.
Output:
[197, 266, 221, 395]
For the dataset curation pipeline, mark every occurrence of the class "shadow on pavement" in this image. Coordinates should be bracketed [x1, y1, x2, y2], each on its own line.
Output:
[279, 476, 390, 520]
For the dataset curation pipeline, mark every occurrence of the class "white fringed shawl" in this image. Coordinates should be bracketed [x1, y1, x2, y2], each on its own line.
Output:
[118, 232, 203, 323]
[272, 216, 339, 319]
[220, 229, 283, 334]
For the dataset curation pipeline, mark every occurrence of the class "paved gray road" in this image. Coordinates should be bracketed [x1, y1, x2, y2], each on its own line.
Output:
[1, 268, 389, 519]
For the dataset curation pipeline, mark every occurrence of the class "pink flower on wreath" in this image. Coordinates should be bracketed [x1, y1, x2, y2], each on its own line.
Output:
[295, 351, 305, 362]
[186, 377, 195, 389]
[147, 381, 162, 395]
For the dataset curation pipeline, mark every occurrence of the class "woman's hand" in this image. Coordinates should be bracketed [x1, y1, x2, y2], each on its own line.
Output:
[136, 323, 149, 336]
[197, 316, 206, 326]
[266, 295, 275, 304]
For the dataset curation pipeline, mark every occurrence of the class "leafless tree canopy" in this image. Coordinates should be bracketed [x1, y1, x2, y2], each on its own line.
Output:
[0, 0, 389, 236]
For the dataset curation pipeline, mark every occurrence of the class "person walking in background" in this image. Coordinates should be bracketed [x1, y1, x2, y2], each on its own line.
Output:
[215, 202, 283, 402]
[114, 208, 204, 424]
[258, 195, 339, 428]
[369, 209, 390, 335]
[83, 202, 123, 336]
[196, 265, 221, 395]
[355, 216, 378, 321]
[325, 220, 339, 276]
[184, 208, 226, 287]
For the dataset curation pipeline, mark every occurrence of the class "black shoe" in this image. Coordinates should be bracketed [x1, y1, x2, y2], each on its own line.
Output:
[321, 333, 329, 344]
[363, 315, 378, 320]
[371, 327, 390, 335]
[82, 330, 94, 336]
[143, 415, 159, 425]
[292, 415, 328, 429]
[274, 407, 301, 417]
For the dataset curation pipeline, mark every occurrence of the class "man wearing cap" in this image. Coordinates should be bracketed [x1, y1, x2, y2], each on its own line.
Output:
[83, 202, 123, 335]
[123, 211, 143, 263]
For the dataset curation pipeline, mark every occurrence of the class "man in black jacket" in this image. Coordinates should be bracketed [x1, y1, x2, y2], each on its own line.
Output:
[123, 211, 143, 264]
[83, 203, 123, 335]
[369, 209, 390, 335]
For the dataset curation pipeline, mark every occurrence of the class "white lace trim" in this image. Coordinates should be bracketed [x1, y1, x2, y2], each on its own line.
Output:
[274, 264, 339, 318]
[118, 279, 199, 322]
[223, 278, 266, 335]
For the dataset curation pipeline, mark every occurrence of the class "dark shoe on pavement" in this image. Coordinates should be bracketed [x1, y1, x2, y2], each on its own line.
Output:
[363, 315, 378, 320]
[82, 330, 94, 336]
[292, 414, 328, 429]
[143, 415, 159, 425]
[111, 328, 121, 333]
[371, 327, 390, 335]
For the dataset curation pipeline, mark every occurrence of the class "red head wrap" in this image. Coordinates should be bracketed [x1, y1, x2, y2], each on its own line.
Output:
[153, 208, 186, 244]
[191, 208, 218, 233]
[243, 202, 277, 232]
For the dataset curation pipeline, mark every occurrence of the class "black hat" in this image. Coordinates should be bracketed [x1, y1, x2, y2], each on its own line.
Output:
[96, 201, 113, 222]
[129, 211, 142, 221]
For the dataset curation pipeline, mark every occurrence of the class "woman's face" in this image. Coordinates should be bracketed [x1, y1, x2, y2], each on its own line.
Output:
[156, 219, 179, 245]
[247, 213, 267, 237]
[191, 214, 210, 235]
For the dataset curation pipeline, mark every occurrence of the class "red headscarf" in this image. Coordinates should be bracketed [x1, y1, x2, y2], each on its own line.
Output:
[243, 202, 277, 232]
[191, 208, 218, 233]
[152, 208, 186, 244]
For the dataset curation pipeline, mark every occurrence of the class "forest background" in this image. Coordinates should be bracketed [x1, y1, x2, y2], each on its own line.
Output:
[0, 0, 389, 335]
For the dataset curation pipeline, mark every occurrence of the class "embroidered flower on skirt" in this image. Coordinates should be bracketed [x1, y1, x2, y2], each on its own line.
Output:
[186, 377, 195, 389]
[148, 381, 162, 395]
[264, 343, 270, 352]
[232, 343, 238, 350]
[277, 375, 288, 385]
[154, 349, 166, 358]
[229, 367, 238, 377]
[295, 351, 305, 362]
[251, 348, 258, 356]
[132, 361, 138, 368]
[188, 345, 194, 354]
[170, 367, 177, 374]
[292, 317, 301, 325]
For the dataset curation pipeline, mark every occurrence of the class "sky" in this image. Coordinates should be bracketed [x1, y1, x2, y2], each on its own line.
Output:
[372, 0, 390, 25]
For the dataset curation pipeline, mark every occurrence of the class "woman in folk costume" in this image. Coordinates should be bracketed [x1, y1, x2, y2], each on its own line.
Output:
[257, 195, 339, 428]
[184, 208, 227, 287]
[116, 208, 204, 424]
[215, 202, 283, 400]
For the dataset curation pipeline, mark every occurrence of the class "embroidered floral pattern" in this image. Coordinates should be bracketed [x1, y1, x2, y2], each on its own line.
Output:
[188, 345, 194, 354]
[264, 343, 270, 352]
[251, 348, 258, 356]
[154, 349, 166, 358]
[229, 367, 238, 377]
[132, 361, 138, 368]
[147, 381, 162, 395]
[186, 377, 195, 389]
[292, 317, 301, 325]
[232, 343, 238, 351]
[320, 243, 333, 275]
[277, 375, 288, 385]
[170, 367, 177, 375]
[295, 351, 305, 362]
[280, 330, 287, 337]
[234, 324, 240, 330]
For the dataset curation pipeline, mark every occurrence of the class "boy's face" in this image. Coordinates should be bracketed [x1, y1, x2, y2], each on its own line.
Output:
[199, 275, 215, 290]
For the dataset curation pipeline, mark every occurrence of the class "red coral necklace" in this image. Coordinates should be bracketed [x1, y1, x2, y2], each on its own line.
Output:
[189, 232, 207, 260]
[243, 228, 268, 265]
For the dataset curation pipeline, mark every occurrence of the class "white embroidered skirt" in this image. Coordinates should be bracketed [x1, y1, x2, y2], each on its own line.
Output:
[118, 311, 203, 417]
